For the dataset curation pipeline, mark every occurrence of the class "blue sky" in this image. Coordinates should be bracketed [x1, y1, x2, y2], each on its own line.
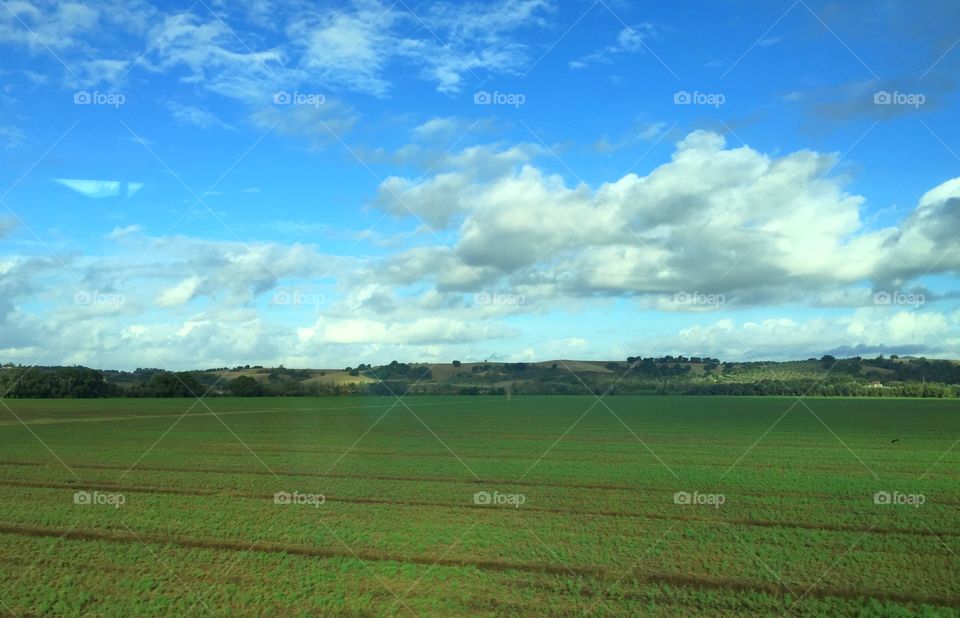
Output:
[1, 0, 959, 370]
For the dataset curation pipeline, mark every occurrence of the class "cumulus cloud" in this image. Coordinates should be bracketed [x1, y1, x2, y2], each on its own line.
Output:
[673, 309, 960, 361]
[3, 126, 959, 368]
[872, 178, 960, 285]
[155, 276, 203, 307]
[372, 143, 543, 227]
[367, 130, 960, 308]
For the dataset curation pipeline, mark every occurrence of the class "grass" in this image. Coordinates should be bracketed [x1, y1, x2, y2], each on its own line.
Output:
[0, 396, 957, 616]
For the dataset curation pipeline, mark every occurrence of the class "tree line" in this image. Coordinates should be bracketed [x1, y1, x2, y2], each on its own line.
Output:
[2, 355, 959, 398]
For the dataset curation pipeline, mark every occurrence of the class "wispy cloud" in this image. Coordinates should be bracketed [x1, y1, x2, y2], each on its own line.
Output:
[0, 124, 25, 147]
[570, 24, 656, 70]
[0, 216, 17, 238]
[105, 225, 143, 240]
[167, 101, 236, 130]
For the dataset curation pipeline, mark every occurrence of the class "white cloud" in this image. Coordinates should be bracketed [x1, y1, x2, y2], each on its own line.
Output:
[298, 316, 511, 345]
[74, 58, 130, 85]
[0, 124, 26, 147]
[0, 1, 99, 51]
[105, 225, 142, 240]
[155, 276, 202, 307]
[594, 121, 667, 153]
[570, 24, 656, 69]
[367, 131, 960, 308]
[1, 220, 956, 369]
[146, 11, 285, 102]
[0, 0, 554, 106]
[290, 4, 396, 97]
[0, 217, 17, 238]
[249, 99, 358, 146]
[288, 0, 554, 95]
[167, 101, 235, 130]
[0, 1, 154, 90]
[675, 309, 959, 360]
[412, 117, 461, 141]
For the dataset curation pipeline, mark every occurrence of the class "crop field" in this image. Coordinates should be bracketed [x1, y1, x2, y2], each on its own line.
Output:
[0, 396, 957, 616]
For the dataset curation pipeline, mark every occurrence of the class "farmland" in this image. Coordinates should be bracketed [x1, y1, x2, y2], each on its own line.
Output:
[0, 396, 957, 616]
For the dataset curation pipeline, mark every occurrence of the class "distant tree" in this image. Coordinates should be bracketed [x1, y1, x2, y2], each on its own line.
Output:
[144, 372, 202, 397]
[229, 375, 264, 397]
[452, 360, 462, 367]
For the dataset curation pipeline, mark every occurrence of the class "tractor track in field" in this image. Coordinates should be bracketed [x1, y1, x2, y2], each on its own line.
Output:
[0, 398, 517, 427]
[0, 521, 956, 608]
[1, 459, 959, 506]
[5, 440, 953, 480]
[0, 407, 302, 427]
[0, 478, 956, 539]
[174, 442, 960, 479]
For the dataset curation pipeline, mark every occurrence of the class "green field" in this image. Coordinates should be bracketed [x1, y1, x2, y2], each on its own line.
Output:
[0, 396, 957, 616]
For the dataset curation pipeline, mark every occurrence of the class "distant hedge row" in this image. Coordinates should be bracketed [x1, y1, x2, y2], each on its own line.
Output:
[2, 364, 958, 398]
